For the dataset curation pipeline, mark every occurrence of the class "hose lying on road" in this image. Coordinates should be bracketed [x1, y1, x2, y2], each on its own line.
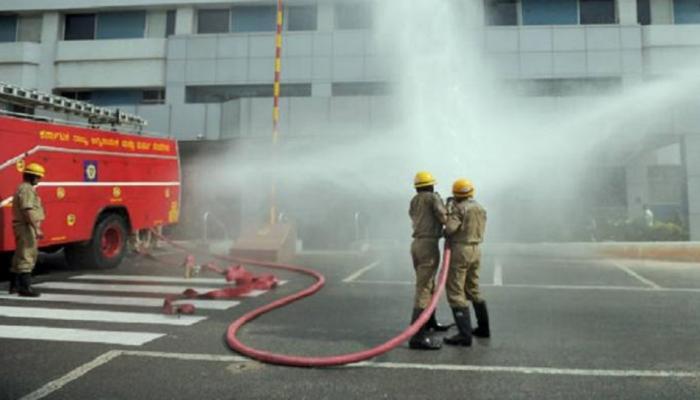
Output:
[151, 230, 451, 368]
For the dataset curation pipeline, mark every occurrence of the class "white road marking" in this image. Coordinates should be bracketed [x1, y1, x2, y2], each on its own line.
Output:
[350, 361, 700, 378]
[121, 350, 250, 362]
[34, 282, 223, 294]
[0, 293, 240, 310]
[610, 261, 662, 289]
[18, 349, 700, 400]
[71, 274, 231, 284]
[493, 260, 503, 286]
[343, 260, 381, 283]
[18, 350, 123, 400]
[0, 326, 163, 346]
[0, 306, 205, 326]
[349, 280, 700, 293]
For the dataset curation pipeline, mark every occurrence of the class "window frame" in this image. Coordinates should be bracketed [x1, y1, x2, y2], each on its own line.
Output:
[334, 2, 373, 30]
[230, 5, 278, 33]
[196, 8, 231, 34]
[579, 0, 618, 25]
[95, 10, 147, 40]
[166, 9, 176, 37]
[63, 13, 97, 41]
[285, 4, 318, 31]
[0, 14, 19, 43]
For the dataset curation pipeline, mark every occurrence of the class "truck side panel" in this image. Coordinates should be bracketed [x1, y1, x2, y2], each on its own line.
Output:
[0, 115, 180, 252]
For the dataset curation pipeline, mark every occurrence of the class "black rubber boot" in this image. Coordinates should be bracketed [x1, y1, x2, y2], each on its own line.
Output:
[444, 307, 472, 347]
[8, 273, 18, 294]
[18, 273, 40, 298]
[426, 310, 451, 332]
[409, 308, 442, 350]
[472, 301, 491, 338]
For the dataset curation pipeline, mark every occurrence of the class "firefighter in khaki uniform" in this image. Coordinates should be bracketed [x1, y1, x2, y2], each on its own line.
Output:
[443, 178, 489, 347]
[407, 171, 450, 350]
[9, 163, 45, 297]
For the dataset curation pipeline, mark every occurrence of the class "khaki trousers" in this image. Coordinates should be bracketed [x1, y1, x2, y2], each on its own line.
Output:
[410, 238, 440, 309]
[446, 244, 482, 308]
[11, 223, 38, 274]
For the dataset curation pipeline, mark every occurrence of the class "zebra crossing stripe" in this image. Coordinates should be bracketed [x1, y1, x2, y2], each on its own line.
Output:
[34, 282, 222, 294]
[0, 293, 240, 310]
[0, 306, 205, 326]
[0, 325, 163, 346]
[35, 280, 288, 296]
[71, 274, 228, 284]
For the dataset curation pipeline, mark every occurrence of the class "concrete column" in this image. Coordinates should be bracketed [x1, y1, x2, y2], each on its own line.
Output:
[684, 134, 700, 240]
[37, 12, 59, 92]
[175, 6, 195, 35]
[317, 3, 334, 31]
[617, 0, 638, 24]
[626, 154, 652, 220]
[650, 0, 673, 24]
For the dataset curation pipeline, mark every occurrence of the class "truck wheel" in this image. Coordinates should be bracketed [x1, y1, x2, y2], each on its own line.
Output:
[66, 214, 128, 269]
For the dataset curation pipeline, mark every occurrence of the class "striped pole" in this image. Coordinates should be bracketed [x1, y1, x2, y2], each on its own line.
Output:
[270, 0, 283, 225]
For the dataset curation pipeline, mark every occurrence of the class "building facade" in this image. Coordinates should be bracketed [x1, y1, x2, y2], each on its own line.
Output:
[1, 0, 700, 240]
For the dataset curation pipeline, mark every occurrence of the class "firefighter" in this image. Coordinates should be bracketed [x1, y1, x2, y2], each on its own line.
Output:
[443, 178, 489, 347]
[9, 163, 45, 297]
[408, 171, 449, 350]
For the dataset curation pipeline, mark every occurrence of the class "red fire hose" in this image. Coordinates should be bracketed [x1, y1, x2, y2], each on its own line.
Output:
[152, 231, 451, 367]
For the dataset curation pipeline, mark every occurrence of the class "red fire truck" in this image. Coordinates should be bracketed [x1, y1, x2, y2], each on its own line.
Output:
[0, 83, 180, 269]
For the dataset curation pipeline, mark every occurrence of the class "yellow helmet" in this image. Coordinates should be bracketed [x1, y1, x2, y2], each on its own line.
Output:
[452, 178, 475, 198]
[24, 162, 45, 178]
[414, 171, 436, 188]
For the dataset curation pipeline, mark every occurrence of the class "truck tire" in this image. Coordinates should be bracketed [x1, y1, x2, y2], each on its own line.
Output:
[65, 214, 128, 269]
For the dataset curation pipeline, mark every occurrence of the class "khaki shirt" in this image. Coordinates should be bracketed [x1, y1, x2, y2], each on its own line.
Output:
[12, 182, 45, 225]
[409, 192, 447, 239]
[445, 198, 486, 244]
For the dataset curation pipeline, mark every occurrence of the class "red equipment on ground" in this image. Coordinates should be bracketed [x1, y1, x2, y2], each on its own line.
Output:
[0, 83, 180, 269]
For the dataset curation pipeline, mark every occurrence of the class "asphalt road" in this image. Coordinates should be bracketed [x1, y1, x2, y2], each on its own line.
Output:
[1, 243, 699, 400]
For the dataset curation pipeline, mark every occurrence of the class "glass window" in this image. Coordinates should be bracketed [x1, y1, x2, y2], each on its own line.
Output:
[90, 89, 142, 106]
[0, 15, 18, 42]
[64, 14, 95, 40]
[484, 0, 518, 26]
[59, 91, 93, 101]
[0, 15, 17, 42]
[142, 89, 166, 104]
[674, 0, 700, 24]
[580, 0, 616, 24]
[231, 6, 276, 32]
[17, 15, 42, 42]
[335, 2, 373, 29]
[637, 0, 651, 25]
[288, 5, 317, 31]
[96, 11, 146, 39]
[522, 0, 577, 25]
[514, 78, 622, 96]
[197, 9, 230, 34]
[186, 84, 311, 103]
[166, 10, 176, 36]
[331, 82, 394, 96]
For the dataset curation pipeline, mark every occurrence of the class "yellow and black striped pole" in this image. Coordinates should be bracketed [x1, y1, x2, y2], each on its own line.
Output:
[269, 0, 283, 225]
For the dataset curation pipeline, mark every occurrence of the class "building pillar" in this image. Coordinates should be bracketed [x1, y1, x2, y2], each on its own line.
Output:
[37, 12, 59, 92]
[650, 0, 673, 24]
[618, 0, 638, 24]
[626, 154, 653, 220]
[317, 3, 334, 31]
[683, 134, 700, 240]
[175, 6, 195, 35]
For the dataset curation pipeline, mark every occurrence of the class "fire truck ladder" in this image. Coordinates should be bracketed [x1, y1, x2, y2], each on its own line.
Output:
[0, 81, 147, 129]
